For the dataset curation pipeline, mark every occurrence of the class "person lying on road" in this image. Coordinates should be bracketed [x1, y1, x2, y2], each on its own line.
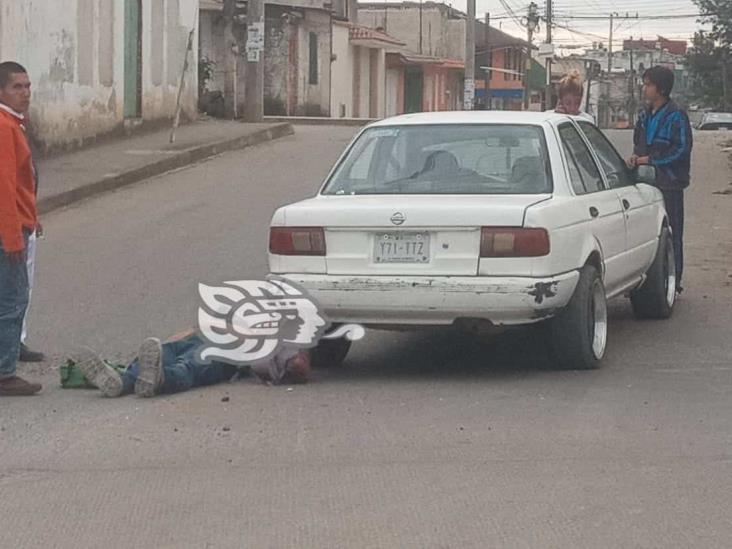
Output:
[75, 331, 311, 398]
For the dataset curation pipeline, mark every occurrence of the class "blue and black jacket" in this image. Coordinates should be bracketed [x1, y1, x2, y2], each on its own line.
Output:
[633, 100, 693, 190]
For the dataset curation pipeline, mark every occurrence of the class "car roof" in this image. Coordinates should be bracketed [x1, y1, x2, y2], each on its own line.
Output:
[704, 112, 732, 120]
[369, 110, 574, 127]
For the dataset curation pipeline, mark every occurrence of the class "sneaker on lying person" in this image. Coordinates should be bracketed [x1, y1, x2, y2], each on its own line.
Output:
[134, 338, 164, 398]
[74, 348, 124, 398]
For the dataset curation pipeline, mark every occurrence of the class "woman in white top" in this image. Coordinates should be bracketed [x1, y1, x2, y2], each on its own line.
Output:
[553, 70, 595, 123]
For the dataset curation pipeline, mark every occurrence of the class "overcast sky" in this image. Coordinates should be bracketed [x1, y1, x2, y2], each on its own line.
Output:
[424, 0, 711, 53]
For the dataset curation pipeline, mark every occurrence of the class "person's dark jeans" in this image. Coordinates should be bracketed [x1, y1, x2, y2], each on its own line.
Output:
[121, 334, 237, 395]
[661, 189, 684, 289]
[0, 235, 30, 379]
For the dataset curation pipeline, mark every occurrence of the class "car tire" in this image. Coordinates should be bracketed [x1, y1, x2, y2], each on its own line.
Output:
[547, 265, 607, 370]
[630, 227, 676, 320]
[310, 337, 352, 369]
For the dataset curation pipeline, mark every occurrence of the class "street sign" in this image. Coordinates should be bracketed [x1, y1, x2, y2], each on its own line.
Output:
[538, 43, 555, 58]
[464, 78, 474, 110]
[246, 21, 264, 63]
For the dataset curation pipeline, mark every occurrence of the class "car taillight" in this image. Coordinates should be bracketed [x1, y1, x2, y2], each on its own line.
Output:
[269, 227, 326, 256]
[480, 227, 550, 257]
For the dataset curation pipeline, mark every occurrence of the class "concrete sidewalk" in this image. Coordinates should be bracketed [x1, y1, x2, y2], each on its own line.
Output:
[36, 119, 294, 214]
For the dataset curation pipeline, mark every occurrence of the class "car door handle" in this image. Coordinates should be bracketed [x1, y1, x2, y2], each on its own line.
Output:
[622, 199, 631, 210]
[589, 206, 599, 218]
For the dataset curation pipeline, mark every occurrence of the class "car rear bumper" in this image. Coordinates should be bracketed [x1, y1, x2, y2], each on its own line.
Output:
[275, 272, 580, 326]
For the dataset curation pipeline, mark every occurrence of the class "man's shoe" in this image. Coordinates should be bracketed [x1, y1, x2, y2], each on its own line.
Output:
[19, 343, 45, 363]
[74, 348, 124, 398]
[0, 376, 42, 396]
[134, 338, 164, 398]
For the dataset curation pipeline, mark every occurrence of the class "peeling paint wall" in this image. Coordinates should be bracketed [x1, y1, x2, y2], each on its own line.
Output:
[262, 5, 330, 117]
[0, 0, 199, 152]
[198, 10, 227, 93]
[264, 5, 292, 116]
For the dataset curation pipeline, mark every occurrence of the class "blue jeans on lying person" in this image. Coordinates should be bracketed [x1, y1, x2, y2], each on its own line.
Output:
[121, 334, 238, 395]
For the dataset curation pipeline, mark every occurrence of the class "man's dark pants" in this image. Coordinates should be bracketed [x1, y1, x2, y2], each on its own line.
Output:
[0, 234, 30, 379]
[661, 189, 684, 288]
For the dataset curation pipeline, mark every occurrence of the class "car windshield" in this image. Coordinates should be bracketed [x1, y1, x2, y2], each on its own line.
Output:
[322, 124, 552, 195]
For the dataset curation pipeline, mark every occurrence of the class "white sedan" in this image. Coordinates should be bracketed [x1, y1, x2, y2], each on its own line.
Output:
[268, 112, 676, 370]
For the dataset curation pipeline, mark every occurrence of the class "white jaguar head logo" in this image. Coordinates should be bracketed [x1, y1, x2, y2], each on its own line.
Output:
[196, 277, 329, 365]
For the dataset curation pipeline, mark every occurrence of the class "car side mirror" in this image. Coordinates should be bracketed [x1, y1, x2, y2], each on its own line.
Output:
[634, 164, 657, 185]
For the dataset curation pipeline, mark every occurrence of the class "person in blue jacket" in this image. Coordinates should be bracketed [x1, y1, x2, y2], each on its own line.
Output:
[629, 65, 692, 293]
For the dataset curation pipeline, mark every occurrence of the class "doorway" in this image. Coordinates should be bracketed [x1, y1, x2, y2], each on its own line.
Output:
[404, 66, 423, 113]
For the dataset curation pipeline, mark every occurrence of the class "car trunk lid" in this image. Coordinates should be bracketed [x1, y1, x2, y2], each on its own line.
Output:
[282, 195, 550, 276]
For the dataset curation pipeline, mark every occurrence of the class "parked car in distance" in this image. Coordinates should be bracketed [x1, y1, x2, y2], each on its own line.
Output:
[698, 112, 732, 130]
[268, 112, 676, 370]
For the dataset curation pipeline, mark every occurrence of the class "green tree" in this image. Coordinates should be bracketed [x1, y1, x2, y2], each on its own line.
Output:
[686, 32, 727, 109]
[686, 0, 732, 109]
[695, 0, 732, 46]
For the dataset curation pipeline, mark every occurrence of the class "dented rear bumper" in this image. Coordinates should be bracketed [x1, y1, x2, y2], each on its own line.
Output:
[277, 271, 580, 326]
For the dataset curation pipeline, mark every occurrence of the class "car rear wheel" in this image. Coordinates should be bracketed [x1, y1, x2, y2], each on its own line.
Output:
[630, 227, 676, 319]
[547, 265, 607, 370]
[310, 337, 352, 369]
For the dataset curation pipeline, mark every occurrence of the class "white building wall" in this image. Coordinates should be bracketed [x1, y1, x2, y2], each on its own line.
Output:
[331, 24, 355, 118]
[373, 48, 386, 118]
[386, 67, 399, 117]
[358, 46, 371, 117]
[0, 0, 198, 151]
[141, 0, 199, 123]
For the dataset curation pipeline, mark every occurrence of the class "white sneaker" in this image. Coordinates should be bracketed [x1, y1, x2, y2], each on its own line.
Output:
[74, 348, 124, 398]
[134, 338, 164, 398]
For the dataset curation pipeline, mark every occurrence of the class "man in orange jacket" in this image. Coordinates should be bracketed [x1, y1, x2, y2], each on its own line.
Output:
[0, 62, 42, 396]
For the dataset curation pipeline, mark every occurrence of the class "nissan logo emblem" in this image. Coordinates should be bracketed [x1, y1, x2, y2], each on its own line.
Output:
[390, 212, 406, 226]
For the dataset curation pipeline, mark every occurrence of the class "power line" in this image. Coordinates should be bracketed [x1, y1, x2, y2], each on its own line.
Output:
[554, 21, 609, 40]
[555, 13, 708, 19]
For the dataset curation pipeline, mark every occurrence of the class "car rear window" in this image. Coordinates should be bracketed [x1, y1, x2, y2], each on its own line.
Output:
[322, 124, 553, 195]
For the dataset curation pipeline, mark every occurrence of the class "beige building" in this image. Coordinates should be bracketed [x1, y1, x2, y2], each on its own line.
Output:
[331, 22, 404, 119]
[0, 0, 199, 152]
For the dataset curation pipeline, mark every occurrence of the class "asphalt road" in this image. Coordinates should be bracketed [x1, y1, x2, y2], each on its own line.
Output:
[2, 126, 732, 549]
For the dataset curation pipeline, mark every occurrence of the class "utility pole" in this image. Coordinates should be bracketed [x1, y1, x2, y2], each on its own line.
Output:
[723, 51, 729, 112]
[484, 12, 491, 110]
[524, 2, 539, 110]
[222, 0, 239, 118]
[629, 48, 635, 126]
[464, 0, 476, 110]
[419, 0, 423, 54]
[585, 61, 592, 112]
[544, 0, 552, 110]
[607, 12, 617, 74]
[244, 0, 265, 122]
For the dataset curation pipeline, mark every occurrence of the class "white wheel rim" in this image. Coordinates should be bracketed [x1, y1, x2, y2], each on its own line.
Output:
[591, 280, 608, 359]
[665, 239, 677, 308]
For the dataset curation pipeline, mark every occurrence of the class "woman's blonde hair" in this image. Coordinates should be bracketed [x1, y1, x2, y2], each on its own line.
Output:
[558, 70, 584, 98]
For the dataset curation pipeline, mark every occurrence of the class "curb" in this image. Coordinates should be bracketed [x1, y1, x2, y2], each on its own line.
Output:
[264, 116, 376, 127]
[37, 122, 294, 215]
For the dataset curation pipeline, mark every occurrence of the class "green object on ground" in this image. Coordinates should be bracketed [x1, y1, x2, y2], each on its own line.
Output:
[60, 359, 127, 389]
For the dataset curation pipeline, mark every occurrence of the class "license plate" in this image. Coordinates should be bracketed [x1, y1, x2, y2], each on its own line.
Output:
[374, 232, 430, 263]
